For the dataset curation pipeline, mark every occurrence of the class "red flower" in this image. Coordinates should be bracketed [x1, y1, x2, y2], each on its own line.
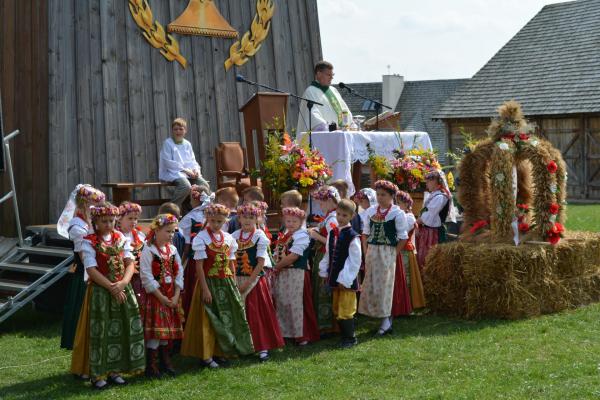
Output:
[546, 222, 565, 245]
[518, 215, 525, 223]
[518, 223, 530, 233]
[469, 220, 489, 234]
[503, 132, 515, 140]
[549, 203, 560, 215]
[547, 161, 558, 174]
[519, 133, 529, 141]
[547, 233, 561, 245]
[516, 203, 529, 212]
[550, 222, 565, 234]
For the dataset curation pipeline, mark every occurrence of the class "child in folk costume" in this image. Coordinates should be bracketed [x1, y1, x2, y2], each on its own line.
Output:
[416, 171, 451, 270]
[331, 179, 362, 234]
[318, 199, 362, 348]
[308, 186, 339, 331]
[179, 184, 212, 319]
[353, 188, 377, 282]
[181, 204, 254, 368]
[56, 185, 105, 354]
[232, 204, 284, 362]
[140, 214, 184, 377]
[77, 203, 145, 389]
[117, 202, 146, 314]
[358, 180, 408, 336]
[158, 202, 185, 257]
[215, 187, 240, 234]
[272, 207, 320, 345]
[396, 191, 426, 310]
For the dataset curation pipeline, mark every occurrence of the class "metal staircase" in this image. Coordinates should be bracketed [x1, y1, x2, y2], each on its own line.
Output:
[0, 240, 73, 324]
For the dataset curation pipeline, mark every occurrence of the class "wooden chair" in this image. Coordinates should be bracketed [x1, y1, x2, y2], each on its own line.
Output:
[214, 142, 257, 192]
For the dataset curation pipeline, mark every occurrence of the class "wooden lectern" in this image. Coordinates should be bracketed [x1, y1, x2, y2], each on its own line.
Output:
[239, 92, 289, 190]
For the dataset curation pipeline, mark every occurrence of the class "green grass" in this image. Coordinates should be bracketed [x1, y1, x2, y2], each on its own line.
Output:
[0, 204, 599, 399]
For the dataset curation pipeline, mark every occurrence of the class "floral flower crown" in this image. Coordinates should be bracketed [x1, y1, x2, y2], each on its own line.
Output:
[150, 213, 178, 230]
[354, 188, 376, 203]
[236, 204, 261, 217]
[374, 180, 399, 195]
[396, 190, 414, 208]
[253, 201, 269, 215]
[311, 186, 340, 201]
[90, 203, 119, 218]
[282, 207, 306, 220]
[205, 203, 230, 217]
[425, 171, 442, 182]
[76, 185, 105, 204]
[119, 202, 142, 217]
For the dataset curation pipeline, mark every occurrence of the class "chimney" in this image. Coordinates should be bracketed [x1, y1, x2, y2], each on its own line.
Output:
[382, 74, 404, 110]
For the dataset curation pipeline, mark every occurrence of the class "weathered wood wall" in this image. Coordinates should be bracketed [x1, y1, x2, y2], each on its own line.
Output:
[445, 114, 600, 200]
[0, 0, 49, 236]
[48, 0, 322, 220]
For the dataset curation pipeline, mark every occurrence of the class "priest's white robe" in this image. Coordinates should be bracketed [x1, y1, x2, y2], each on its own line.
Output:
[296, 84, 352, 134]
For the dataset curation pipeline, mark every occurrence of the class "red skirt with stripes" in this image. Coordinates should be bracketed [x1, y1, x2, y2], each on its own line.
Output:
[244, 277, 285, 352]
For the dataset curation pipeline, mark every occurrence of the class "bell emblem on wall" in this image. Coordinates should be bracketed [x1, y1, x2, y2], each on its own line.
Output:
[167, 0, 239, 39]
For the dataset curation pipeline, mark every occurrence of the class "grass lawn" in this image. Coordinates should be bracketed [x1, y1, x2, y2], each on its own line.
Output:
[0, 205, 598, 400]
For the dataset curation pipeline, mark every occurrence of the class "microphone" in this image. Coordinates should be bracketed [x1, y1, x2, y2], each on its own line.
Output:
[338, 82, 352, 92]
[236, 74, 248, 83]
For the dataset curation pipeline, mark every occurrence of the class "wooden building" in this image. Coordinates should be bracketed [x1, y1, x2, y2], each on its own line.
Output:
[433, 0, 600, 200]
[0, 0, 322, 235]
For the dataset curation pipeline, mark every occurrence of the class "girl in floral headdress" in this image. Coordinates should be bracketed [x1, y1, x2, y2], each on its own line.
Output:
[232, 204, 284, 362]
[272, 207, 320, 345]
[396, 191, 426, 310]
[117, 202, 145, 313]
[179, 183, 212, 319]
[358, 180, 408, 336]
[308, 185, 339, 332]
[76, 203, 145, 389]
[57, 184, 105, 355]
[416, 171, 450, 270]
[181, 204, 254, 368]
[140, 214, 184, 378]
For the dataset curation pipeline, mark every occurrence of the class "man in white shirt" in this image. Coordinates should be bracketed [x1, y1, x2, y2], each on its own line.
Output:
[159, 118, 209, 208]
[296, 61, 353, 134]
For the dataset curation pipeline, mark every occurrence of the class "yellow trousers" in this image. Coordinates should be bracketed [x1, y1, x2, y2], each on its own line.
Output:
[332, 288, 357, 320]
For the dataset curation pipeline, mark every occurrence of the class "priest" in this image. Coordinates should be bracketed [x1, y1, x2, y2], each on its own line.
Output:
[296, 61, 353, 134]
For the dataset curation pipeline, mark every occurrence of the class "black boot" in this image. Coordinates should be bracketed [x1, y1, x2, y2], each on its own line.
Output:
[145, 348, 162, 378]
[338, 319, 358, 348]
[159, 345, 176, 376]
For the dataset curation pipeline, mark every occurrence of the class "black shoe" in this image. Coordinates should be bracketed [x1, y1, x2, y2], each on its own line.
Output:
[200, 359, 220, 368]
[258, 354, 270, 363]
[338, 318, 358, 348]
[340, 337, 358, 348]
[375, 327, 393, 337]
[213, 357, 231, 367]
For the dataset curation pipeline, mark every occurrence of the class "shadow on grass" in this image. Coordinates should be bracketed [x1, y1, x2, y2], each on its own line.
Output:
[0, 306, 62, 339]
[0, 311, 514, 398]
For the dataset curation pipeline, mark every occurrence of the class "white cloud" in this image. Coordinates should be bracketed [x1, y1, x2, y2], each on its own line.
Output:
[317, 0, 566, 83]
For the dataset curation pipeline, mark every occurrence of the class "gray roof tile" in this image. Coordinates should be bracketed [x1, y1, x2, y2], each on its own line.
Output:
[434, 0, 600, 119]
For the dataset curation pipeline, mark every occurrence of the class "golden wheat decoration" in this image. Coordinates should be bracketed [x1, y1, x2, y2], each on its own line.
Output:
[224, 0, 275, 71]
[129, 0, 188, 68]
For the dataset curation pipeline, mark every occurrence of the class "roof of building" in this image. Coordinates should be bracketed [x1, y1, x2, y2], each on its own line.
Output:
[434, 0, 600, 119]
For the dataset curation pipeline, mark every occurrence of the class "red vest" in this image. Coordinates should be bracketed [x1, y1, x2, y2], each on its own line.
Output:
[84, 231, 126, 283]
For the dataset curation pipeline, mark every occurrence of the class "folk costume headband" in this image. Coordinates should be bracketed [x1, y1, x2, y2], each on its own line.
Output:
[151, 213, 178, 229]
[282, 207, 306, 220]
[311, 186, 341, 202]
[237, 204, 261, 218]
[56, 184, 106, 238]
[119, 202, 142, 217]
[205, 203, 230, 217]
[90, 204, 120, 218]
[374, 180, 399, 195]
[396, 190, 414, 208]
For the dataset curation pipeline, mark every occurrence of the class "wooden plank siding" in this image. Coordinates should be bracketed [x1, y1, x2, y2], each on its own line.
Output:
[46, 0, 322, 221]
[0, 0, 49, 236]
[444, 114, 600, 200]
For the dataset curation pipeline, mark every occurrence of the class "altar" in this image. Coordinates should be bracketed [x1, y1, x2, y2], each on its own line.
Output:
[296, 130, 433, 195]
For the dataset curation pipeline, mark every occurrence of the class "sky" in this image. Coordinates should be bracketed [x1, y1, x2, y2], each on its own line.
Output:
[317, 0, 567, 83]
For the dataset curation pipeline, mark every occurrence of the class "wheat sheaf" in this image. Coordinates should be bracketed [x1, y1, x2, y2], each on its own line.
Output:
[224, 0, 275, 71]
[129, 0, 188, 68]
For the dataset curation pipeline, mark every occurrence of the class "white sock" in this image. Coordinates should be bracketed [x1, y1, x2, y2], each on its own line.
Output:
[93, 379, 107, 388]
[203, 358, 219, 368]
[379, 317, 392, 332]
[258, 350, 269, 358]
[109, 374, 126, 384]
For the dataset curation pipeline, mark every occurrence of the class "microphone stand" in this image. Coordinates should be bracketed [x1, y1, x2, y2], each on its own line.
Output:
[341, 85, 392, 131]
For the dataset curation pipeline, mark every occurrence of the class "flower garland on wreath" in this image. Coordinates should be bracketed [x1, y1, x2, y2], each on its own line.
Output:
[459, 101, 567, 245]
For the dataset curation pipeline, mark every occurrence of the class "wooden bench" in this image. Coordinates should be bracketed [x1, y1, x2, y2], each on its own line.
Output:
[102, 182, 175, 207]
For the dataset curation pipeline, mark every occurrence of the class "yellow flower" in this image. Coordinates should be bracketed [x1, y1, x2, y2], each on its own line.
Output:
[447, 172, 455, 191]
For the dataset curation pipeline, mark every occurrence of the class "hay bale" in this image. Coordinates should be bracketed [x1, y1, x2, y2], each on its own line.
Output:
[423, 232, 600, 320]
